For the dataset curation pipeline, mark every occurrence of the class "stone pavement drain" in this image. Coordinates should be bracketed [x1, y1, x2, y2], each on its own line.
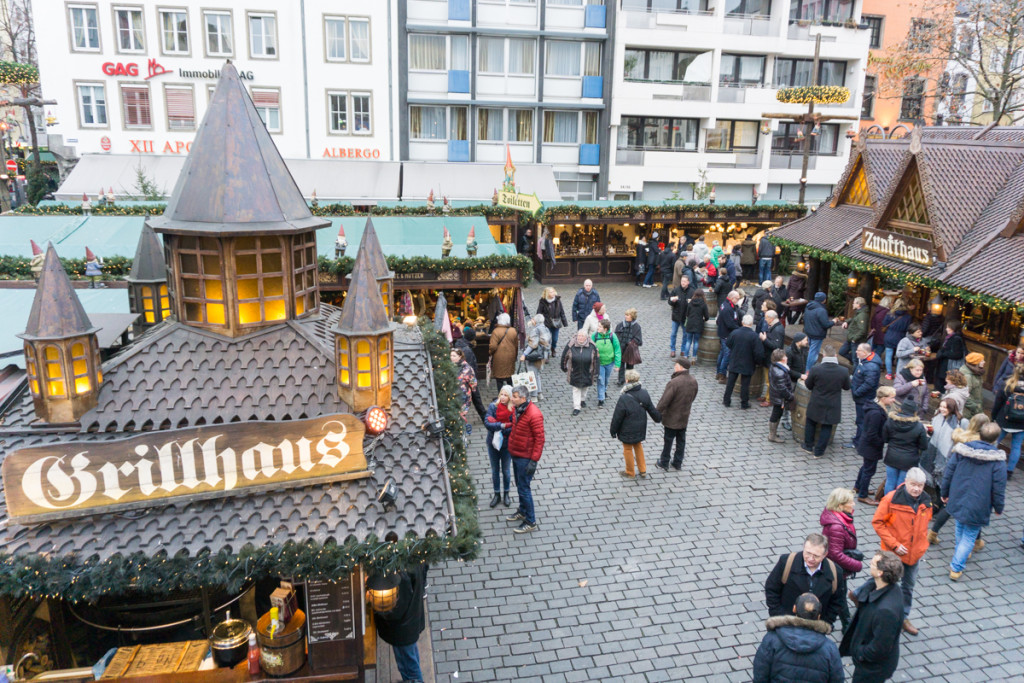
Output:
[428, 281, 1024, 683]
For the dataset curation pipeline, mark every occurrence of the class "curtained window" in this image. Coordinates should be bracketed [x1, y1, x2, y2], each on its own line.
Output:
[478, 108, 503, 141]
[115, 8, 144, 52]
[584, 43, 601, 76]
[409, 34, 445, 70]
[160, 10, 188, 53]
[509, 39, 535, 74]
[479, 37, 505, 73]
[350, 19, 370, 61]
[720, 53, 765, 85]
[204, 11, 233, 56]
[706, 120, 758, 151]
[70, 5, 100, 50]
[410, 106, 445, 139]
[325, 17, 346, 60]
[544, 111, 578, 143]
[545, 41, 581, 76]
[450, 106, 468, 140]
[508, 109, 533, 142]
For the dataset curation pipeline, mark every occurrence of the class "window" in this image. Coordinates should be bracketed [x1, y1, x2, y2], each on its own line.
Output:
[478, 108, 503, 141]
[248, 13, 277, 58]
[251, 88, 281, 132]
[618, 116, 699, 151]
[352, 94, 371, 133]
[772, 122, 839, 154]
[349, 18, 370, 62]
[328, 92, 348, 133]
[292, 232, 317, 316]
[862, 75, 876, 118]
[235, 235, 286, 325]
[863, 15, 883, 49]
[509, 39, 535, 74]
[583, 111, 598, 144]
[69, 4, 100, 51]
[774, 58, 846, 87]
[623, 48, 712, 83]
[949, 73, 968, 115]
[720, 54, 765, 86]
[479, 37, 504, 74]
[723, 0, 770, 17]
[178, 236, 226, 325]
[508, 109, 533, 142]
[114, 7, 144, 52]
[121, 85, 152, 129]
[160, 9, 189, 54]
[908, 18, 933, 52]
[706, 120, 758, 151]
[584, 43, 601, 77]
[409, 106, 467, 140]
[140, 284, 171, 323]
[543, 111, 578, 143]
[204, 10, 232, 56]
[42, 345, 67, 398]
[165, 85, 195, 130]
[789, 0, 852, 23]
[77, 83, 107, 126]
[840, 158, 871, 207]
[900, 78, 925, 120]
[890, 169, 930, 231]
[545, 41, 581, 76]
[623, 0, 710, 11]
[325, 17, 346, 60]
[409, 34, 465, 71]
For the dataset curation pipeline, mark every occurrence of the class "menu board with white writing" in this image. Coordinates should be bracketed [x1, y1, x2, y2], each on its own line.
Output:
[305, 574, 357, 643]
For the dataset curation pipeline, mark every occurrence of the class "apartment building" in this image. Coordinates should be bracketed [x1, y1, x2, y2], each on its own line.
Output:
[609, 0, 870, 204]
[36, 0, 396, 161]
[400, 0, 612, 200]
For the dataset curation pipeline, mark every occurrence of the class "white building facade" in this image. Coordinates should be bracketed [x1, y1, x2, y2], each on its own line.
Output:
[35, 0, 397, 162]
[609, 0, 871, 204]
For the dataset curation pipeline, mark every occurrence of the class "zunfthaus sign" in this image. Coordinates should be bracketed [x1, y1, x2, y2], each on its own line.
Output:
[2, 413, 370, 524]
[861, 228, 934, 268]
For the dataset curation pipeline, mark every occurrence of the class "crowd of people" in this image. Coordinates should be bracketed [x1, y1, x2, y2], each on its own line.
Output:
[449, 232, 1020, 680]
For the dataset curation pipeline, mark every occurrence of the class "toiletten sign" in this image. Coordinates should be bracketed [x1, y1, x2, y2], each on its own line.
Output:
[497, 190, 543, 215]
[2, 413, 370, 524]
[860, 227, 934, 268]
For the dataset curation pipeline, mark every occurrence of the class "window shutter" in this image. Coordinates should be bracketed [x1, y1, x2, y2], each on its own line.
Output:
[251, 89, 280, 107]
[165, 87, 195, 129]
[122, 86, 151, 127]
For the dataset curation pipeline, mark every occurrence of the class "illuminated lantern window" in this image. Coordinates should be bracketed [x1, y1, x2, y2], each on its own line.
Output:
[127, 224, 172, 334]
[235, 235, 287, 325]
[292, 231, 318, 317]
[177, 235, 226, 325]
[43, 345, 67, 398]
[366, 572, 400, 613]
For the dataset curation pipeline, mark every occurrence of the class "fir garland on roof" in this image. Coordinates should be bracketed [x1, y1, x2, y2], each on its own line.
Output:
[318, 254, 534, 287]
[0, 318, 480, 602]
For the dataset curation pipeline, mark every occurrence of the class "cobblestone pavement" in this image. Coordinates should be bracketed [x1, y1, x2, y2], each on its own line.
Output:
[428, 281, 1024, 683]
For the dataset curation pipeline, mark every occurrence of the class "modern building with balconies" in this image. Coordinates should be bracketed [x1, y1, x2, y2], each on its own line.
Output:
[400, 0, 613, 200]
[609, 0, 871, 205]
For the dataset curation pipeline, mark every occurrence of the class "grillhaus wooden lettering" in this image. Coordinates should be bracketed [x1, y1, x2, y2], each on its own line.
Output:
[2, 413, 370, 523]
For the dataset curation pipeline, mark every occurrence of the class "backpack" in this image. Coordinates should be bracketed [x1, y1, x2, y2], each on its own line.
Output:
[1006, 393, 1024, 422]
[781, 552, 837, 594]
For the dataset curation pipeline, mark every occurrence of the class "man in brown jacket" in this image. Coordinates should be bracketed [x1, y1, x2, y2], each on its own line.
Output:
[655, 357, 699, 470]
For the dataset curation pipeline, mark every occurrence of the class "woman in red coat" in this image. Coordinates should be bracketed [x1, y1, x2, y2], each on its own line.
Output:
[820, 487, 863, 631]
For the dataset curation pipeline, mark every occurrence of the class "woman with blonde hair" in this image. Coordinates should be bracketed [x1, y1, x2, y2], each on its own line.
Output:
[537, 286, 568, 353]
[928, 413, 990, 544]
[996, 364, 1024, 479]
[820, 487, 863, 631]
[855, 385, 897, 505]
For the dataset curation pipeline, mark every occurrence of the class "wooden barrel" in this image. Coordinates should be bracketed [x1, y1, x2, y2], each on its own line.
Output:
[792, 380, 836, 447]
[704, 288, 718, 318]
[697, 319, 720, 366]
[734, 366, 765, 399]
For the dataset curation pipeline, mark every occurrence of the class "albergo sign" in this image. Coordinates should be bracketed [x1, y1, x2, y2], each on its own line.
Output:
[2, 413, 371, 524]
[860, 227, 934, 268]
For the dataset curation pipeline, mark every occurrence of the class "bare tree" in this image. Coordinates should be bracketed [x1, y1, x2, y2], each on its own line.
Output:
[872, 0, 1024, 125]
[0, 0, 42, 163]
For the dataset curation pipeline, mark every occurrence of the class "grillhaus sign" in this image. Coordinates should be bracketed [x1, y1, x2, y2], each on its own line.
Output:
[860, 227, 934, 267]
[2, 413, 370, 523]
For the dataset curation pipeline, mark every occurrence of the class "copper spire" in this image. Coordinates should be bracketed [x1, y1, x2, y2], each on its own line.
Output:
[20, 245, 97, 341]
[128, 224, 167, 283]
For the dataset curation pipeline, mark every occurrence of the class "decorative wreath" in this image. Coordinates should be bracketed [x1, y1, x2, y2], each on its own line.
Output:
[776, 85, 851, 105]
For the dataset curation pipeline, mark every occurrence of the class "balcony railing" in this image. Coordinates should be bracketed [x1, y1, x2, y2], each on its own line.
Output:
[723, 13, 772, 36]
[621, 0, 713, 15]
[615, 146, 698, 165]
[625, 79, 712, 101]
[705, 149, 760, 168]
[716, 82, 765, 103]
[768, 150, 840, 169]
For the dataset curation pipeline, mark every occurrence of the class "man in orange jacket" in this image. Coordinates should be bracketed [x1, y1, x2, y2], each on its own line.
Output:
[871, 467, 933, 636]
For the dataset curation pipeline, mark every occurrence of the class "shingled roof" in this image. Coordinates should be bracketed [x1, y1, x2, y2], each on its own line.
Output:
[358, 217, 394, 279]
[19, 245, 98, 341]
[147, 62, 328, 236]
[127, 224, 167, 283]
[771, 127, 1024, 305]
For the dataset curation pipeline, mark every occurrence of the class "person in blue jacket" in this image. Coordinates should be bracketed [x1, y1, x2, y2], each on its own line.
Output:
[752, 593, 843, 683]
[570, 280, 601, 330]
[882, 300, 913, 379]
[849, 343, 883, 448]
[802, 292, 836, 368]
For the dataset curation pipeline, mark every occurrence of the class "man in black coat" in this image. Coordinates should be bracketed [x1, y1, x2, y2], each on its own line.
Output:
[518, 227, 533, 255]
[765, 533, 844, 625]
[658, 247, 676, 300]
[758, 310, 786, 406]
[374, 564, 429, 683]
[801, 343, 850, 458]
[840, 551, 905, 683]
[724, 314, 764, 409]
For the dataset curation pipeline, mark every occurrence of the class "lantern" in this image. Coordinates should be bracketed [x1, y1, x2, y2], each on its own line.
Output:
[775, 246, 781, 255]
[366, 572, 400, 613]
[848, 276, 858, 289]
[797, 261, 806, 272]
[929, 292, 945, 316]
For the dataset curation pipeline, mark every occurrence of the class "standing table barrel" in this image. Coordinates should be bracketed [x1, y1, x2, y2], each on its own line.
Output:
[704, 288, 717, 318]
[792, 380, 836, 447]
[733, 364, 765, 399]
[697, 319, 720, 367]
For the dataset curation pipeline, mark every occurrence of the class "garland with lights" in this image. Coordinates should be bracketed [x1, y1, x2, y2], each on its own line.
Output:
[319, 254, 534, 287]
[775, 85, 851, 105]
[0, 319, 480, 602]
[0, 60, 38, 85]
[537, 202, 805, 225]
[768, 235, 1024, 314]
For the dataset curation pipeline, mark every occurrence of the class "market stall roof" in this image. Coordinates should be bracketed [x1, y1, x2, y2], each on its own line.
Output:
[319, 216, 515, 259]
[400, 162, 561, 201]
[769, 126, 1024, 305]
[0, 288, 131, 367]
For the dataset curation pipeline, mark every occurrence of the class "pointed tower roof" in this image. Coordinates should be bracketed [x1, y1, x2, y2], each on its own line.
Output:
[19, 245, 98, 341]
[128, 224, 168, 283]
[336, 248, 391, 336]
[148, 62, 328, 236]
[357, 217, 394, 278]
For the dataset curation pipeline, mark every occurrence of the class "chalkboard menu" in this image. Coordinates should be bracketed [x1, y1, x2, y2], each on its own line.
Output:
[305, 572, 363, 671]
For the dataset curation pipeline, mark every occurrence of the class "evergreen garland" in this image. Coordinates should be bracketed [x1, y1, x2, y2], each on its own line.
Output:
[0, 60, 39, 85]
[0, 318, 481, 602]
[318, 254, 534, 287]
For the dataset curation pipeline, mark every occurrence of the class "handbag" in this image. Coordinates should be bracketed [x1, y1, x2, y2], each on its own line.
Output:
[552, 314, 563, 330]
[622, 339, 642, 365]
[524, 344, 543, 362]
[510, 360, 539, 393]
[492, 430, 503, 450]
[844, 548, 865, 562]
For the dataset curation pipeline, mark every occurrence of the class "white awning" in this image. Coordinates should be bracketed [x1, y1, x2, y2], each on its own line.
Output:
[401, 162, 562, 201]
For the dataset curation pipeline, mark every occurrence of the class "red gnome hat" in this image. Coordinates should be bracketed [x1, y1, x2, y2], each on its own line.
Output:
[468, 226, 475, 239]
[85, 246, 97, 261]
[337, 223, 346, 238]
[30, 239, 42, 256]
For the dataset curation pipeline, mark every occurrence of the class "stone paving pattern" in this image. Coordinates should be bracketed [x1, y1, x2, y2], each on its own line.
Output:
[428, 282, 1024, 682]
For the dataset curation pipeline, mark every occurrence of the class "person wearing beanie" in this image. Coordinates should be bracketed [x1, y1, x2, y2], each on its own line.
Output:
[961, 352, 986, 419]
[656, 357, 698, 470]
[882, 398, 930, 494]
[802, 291, 836, 369]
[581, 301, 608, 339]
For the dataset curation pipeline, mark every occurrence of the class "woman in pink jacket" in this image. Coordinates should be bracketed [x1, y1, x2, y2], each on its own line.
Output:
[820, 487, 864, 631]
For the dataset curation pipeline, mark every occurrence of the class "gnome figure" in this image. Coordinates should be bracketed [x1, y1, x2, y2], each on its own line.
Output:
[442, 195, 451, 214]
[441, 226, 453, 258]
[492, 188, 499, 207]
[29, 240, 44, 280]
[106, 187, 115, 205]
[311, 189, 319, 209]
[81, 192, 92, 215]
[427, 190, 435, 212]
[466, 226, 478, 257]
[97, 187, 106, 206]
[334, 223, 347, 258]
[84, 246, 104, 288]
